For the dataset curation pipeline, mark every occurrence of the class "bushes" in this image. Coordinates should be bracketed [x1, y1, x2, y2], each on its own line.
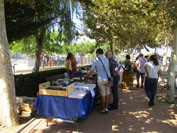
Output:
[14, 68, 66, 97]
[14, 65, 91, 97]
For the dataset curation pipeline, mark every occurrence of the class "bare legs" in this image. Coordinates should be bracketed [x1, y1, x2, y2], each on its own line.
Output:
[101, 95, 108, 109]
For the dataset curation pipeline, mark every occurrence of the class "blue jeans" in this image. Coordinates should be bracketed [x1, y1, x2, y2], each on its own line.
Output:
[136, 71, 145, 81]
[112, 75, 120, 108]
[145, 78, 158, 101]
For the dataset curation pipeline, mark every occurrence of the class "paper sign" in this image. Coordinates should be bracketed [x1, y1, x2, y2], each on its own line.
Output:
[90, 89, 95, 97]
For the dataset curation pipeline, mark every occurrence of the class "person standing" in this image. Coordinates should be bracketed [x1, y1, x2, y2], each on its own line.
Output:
[65, 53, 72, 78]
[122, 55, 134, 89]
[84, 48, 111, 113]
[136, 54, 147, 88]
[145, 55, 161, 107]
[71, 54, 77, 73]
[105, 51, 120, 110]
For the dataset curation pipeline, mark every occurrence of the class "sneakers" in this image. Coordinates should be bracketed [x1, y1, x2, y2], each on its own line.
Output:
[98, 108, 109, 114]
[104, 108, 109, 113]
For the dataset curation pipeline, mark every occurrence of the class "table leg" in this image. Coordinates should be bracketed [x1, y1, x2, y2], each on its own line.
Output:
[72, 118, 79, 132]
[46, 117, 49, 127]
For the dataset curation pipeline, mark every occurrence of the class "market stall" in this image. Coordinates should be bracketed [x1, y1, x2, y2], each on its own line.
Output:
[34, 78, 97, 130]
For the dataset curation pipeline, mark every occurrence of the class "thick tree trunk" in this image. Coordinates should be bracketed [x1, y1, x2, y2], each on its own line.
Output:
[163, 34, 169, 71]
[33, 28, 45, 72]
[166, 26, 177, 103]
[0, 0, 19, 127]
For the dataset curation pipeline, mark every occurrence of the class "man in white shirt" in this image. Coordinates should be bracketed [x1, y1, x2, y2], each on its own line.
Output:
[84, 48, 111, 114]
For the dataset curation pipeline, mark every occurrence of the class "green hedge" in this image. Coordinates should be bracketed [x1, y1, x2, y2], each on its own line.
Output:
[14, 66, 90, 97]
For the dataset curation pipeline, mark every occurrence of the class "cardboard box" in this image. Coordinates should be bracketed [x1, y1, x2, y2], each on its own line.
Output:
[39, 82, 74, 97]
[21, 103, 36, 112]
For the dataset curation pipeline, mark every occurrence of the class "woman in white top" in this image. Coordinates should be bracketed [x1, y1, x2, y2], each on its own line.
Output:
[145, 55, 161, 107]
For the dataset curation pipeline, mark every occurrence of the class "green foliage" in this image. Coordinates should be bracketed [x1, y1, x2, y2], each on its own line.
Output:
[79, 0, 176, 51]
[10, 37, 36, 55]
[15, 68, 66, 97]
[9, 33, 97, 56]
[5, 0, 78, 43]
[63, 41, 96, 56]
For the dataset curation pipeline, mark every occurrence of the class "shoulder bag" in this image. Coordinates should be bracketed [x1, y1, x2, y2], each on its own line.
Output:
[98, 57, 113, 86]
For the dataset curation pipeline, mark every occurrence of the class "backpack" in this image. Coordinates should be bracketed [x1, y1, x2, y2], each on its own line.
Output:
[124, 61, 131, 71]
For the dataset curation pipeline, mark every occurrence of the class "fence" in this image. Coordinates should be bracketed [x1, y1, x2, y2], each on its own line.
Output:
[40, 58, 93, 68]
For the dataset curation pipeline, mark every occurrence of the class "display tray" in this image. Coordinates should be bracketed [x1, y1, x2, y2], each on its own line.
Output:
[39, 82, 74, 97]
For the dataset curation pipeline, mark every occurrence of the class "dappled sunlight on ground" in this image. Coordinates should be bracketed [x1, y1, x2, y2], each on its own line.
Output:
[160, 119, 177, 127]
[128, 110, 150, 119]
[112, 125, 119, 131]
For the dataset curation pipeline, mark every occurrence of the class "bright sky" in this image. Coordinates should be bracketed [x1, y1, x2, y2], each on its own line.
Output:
[140, 46, 172, 57]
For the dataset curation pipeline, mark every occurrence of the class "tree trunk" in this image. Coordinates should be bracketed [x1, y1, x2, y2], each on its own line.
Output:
[155, 47, 157, 54]
[0, 0, 19, 127]
[166, 26, 177, 103]
[110, 43, 114, 56]
[33, 28, 45, 72]
[163, 34, 169, 71]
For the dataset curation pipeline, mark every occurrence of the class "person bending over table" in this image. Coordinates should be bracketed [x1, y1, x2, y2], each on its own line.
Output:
[83, 48, 111, 114]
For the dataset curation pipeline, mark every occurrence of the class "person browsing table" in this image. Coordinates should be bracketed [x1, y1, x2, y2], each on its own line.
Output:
[84, 48, 111, 114]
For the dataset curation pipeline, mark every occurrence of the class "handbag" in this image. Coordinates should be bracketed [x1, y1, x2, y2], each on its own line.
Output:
[98, 57, 113, 86]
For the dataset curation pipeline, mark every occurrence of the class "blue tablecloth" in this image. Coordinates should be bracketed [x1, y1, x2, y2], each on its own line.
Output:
[34, 88, 96, 120]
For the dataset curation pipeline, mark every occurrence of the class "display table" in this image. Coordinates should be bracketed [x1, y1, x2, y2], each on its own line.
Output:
[71, 73, 86, 78]
[34, 88, 97, 120]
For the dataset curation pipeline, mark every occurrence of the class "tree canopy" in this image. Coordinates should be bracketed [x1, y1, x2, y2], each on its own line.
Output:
[5, 0, 79, 43]
[78, 0, 176, 52]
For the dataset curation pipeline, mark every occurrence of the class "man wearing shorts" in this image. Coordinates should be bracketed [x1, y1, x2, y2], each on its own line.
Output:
[136, 54, 147, 88]
[84, 48, 111, 114]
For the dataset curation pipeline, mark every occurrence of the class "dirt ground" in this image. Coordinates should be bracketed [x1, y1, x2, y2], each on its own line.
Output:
[0, 78, 177, 133]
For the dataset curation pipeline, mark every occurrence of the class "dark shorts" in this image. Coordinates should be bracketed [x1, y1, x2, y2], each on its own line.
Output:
[136, 71, 145, 80]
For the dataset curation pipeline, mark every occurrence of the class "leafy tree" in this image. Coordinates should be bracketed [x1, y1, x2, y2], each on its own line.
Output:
[78, 0, 177, 102]
[10, 35, 97, 56]
[79, 0, 167, 53]
[157, 0, 177, 103]
[5, 0, 79, 72]
[0, 0, 78, 127]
